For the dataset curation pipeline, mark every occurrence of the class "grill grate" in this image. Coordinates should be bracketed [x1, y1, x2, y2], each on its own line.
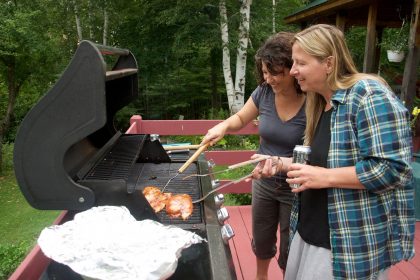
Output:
[85, 134, 145, 180]
[134, 162, 203, 225]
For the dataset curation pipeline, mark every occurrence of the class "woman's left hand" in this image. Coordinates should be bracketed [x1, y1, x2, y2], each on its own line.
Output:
[248, 154, 279, 179]
[286, 163, 329, 193]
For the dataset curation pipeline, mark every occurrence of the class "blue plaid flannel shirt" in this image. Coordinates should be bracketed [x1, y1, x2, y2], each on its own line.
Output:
[289, 79, 415, 280]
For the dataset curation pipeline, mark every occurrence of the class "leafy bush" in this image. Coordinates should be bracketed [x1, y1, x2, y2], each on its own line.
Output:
[225, 193, 252, 205]
[0, 242, 29, 279]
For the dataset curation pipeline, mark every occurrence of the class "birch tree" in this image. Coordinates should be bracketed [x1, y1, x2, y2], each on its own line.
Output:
[272, 0, 277, 33]
[72, 0, 110, 44]
[219, 0, 252, 115]
[73, 0, 83, 41]
[103, 0, 109, 45]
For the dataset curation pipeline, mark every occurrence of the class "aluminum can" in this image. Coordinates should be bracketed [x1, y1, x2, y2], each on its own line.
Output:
[290, 145, 311, 189]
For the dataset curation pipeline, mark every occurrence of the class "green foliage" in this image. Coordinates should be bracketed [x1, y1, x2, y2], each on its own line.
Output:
[0, 0, 307, 142]
[113, 0, 304, 121]
[0, 0, 71, 144]
[225, 193, 252, 205]
[380, 22, 409, 53]
[204, 108, 230, 120]
[0, 242, 29, 279]
[212, 164, 254, 205]
[345, 27, 367, 72]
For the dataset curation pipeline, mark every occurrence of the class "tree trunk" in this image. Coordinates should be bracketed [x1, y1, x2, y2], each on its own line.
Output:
[219, 0, 235, 115]
[73, 0, 83, 42]
[103, 0, 109, 46]
[0, 59, 19, 173]
[88, 0, 93, 39]
[232, 0, 252, 114]
[272, 0, 276, 33]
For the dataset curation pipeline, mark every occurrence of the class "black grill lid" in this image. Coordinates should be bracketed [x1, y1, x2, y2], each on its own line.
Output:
[14, 41, 139, 211]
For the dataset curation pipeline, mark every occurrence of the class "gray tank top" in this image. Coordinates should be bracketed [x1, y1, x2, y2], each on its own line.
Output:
[251, 85, 306, 179]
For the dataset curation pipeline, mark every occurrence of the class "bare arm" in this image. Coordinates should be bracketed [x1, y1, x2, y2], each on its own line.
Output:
[201, 97, 258, 146]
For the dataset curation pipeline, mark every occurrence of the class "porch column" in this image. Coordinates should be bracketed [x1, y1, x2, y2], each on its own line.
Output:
[401, 0, 420, 110]
[363, 0, 378, 73]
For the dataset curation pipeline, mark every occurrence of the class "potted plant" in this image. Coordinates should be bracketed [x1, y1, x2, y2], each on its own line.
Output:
[380, 21, 409, 63]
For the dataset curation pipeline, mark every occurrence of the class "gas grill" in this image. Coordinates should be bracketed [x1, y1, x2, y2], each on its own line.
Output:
[13, 41, 236, 280]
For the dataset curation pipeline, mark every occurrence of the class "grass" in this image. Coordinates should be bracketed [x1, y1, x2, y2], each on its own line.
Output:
[0, 174, 60, 244]
[0, 143, 60, 279]
[212, 164, 254, 206]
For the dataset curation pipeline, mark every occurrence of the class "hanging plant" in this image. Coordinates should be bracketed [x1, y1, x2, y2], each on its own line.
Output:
[380, 20, 409, 63]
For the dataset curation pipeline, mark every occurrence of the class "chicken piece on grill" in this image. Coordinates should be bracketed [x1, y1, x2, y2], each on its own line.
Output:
[142, 186, 172, 213]
[166, 194, 193, 220]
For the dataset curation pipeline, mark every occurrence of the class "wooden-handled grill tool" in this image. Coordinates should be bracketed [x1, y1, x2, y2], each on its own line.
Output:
[163, 144, 201, 151]
[161, 142, 211, 192]
[182, 155, 271, 180]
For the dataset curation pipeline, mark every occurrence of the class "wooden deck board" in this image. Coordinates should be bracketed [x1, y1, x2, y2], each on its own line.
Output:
[226, 205, 420, 280]
[228, 206, 257, 279]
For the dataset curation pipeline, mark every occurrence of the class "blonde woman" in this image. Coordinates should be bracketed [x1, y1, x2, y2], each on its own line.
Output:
[252, 24, 415, 280]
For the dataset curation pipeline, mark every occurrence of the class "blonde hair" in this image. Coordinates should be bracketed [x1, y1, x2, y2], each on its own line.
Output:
[292, 24, 388, 145]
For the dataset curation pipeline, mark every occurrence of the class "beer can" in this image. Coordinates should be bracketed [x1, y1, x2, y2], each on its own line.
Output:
[290, 145, 311, 189]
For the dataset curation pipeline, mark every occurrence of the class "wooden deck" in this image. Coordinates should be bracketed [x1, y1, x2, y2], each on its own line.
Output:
[226, 205, 420, 280]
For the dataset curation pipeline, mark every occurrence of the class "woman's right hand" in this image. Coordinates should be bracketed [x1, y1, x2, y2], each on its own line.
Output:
[200, 123, 228, 146]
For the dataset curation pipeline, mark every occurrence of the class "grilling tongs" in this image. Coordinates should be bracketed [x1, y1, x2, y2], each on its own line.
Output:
[190, 155, 271, 204]
[191, 173, 253, 204]
[182, 155, 271, 180]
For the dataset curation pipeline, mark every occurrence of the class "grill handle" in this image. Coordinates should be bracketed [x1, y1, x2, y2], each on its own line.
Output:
[178, 143, 210, 173]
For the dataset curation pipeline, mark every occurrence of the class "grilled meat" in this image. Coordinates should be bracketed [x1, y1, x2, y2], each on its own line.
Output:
[142, 186, 172, 213]
[166, 194, 193, 220]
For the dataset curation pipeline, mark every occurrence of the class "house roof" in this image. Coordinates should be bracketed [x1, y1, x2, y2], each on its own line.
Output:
[284, 0, 412, 28]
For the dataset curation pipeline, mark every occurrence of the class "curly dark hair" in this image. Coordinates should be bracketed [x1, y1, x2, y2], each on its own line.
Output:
[255, 32, 302, 94]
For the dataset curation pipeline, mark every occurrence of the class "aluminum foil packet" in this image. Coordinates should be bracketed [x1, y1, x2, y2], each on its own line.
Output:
[38, 206, 206, 280]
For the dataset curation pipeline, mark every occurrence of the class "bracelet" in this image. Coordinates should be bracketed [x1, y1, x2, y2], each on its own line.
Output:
[276, 156, 283, 173]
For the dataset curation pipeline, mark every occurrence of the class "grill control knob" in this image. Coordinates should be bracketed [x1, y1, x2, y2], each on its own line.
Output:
[207, 159, 216, 169]
[221, 224, 235, 244]
[211, 179, 220, 189]
[217, 207, 229, 225]
[214, 193, 225, 208]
